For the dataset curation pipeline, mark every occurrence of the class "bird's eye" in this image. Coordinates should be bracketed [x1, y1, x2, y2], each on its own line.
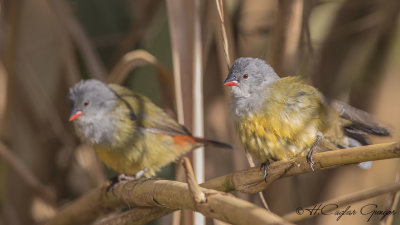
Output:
[243, 74, 249, 79]
[83, 101, 89, 107]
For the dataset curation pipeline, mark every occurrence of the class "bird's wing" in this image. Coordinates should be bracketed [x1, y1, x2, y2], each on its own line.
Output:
[108, 84, 191, 137]
[262, 77, 328, 139]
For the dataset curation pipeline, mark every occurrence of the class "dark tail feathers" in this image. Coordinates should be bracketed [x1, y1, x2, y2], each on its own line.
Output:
[193, 137, 233, 149]
[326, 98, 390, 146]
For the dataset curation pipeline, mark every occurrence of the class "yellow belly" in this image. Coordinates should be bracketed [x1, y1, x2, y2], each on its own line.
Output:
[94, 133, 196, 177]
[237, 114, 320, 163]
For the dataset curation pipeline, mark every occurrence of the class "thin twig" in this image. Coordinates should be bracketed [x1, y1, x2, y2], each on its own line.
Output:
[283, 183, 400, 222]
[182, 158, 206, 204]
[215, 0, 231, 68]
[245, 152, 270, 210]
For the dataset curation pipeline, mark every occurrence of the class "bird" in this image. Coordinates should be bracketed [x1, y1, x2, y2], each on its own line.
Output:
[223, 57, 389, 177]
[68, 79, 231, 179]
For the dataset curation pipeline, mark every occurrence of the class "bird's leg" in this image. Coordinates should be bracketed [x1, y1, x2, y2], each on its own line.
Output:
[106, 169, 149, 193]
[307, 133, 323, 171]
[260, 161, 270, 182]
[134, 168, 149, 179]
[106, 174, 129, 194]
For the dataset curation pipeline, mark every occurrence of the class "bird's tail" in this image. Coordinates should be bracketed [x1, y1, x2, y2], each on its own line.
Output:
[327, 99, 390, 145]
[192, 137, 233, 149]
[326, 99, 391, 170]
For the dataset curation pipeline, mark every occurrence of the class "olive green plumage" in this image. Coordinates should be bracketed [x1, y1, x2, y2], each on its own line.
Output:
[68, 80, 230, 177]
[236, 76, 346, 162]
[225, 57, 389, 165]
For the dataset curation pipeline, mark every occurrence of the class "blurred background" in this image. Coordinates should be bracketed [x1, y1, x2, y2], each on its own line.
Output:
[0, 0, 400, 225]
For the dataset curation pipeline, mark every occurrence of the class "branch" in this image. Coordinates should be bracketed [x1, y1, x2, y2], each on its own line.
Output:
[94, 207, 172, 225]
[45, 179, 292, 225]
[46, 142, 399, 225]
[202, 142, 400, 193]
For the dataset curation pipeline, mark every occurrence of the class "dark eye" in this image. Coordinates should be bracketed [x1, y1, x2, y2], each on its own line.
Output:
[243, 74, 249, 79]
[83, 101, 89, 107]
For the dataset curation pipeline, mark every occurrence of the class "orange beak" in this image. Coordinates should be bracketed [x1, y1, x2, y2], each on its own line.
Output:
[224, 81, 238, 86]
[69, 108, 82, 121]
[223, 75, 238, 86]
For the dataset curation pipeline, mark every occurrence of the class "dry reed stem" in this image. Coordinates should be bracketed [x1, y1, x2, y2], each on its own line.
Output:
[0, 62, 8, 132]
[245, 151, 270, 210]
[215, 0, 270, 211]
[215, 0, 231, 68]
[108, 50, 159, 84]
[51, 0, 107, 81]
[269, 0, 303, 76]
[165, 0, 187, 125]
[107, 49, 176, 113]
[192, 0, 205, 223]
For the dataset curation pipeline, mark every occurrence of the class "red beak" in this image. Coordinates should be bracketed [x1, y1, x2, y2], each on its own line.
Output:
[69, 109, 82, 121]
[224, 80, 238, 86]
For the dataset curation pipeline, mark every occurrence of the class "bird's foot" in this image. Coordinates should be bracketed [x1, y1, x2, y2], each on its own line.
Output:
[307, 133, 323, 172]
[306, 152, 315, 172]
[106, 174, 133, 194]
[105, 169, 149, 194]
[134, 168, 148, 179]
[260, 162, 270, 182]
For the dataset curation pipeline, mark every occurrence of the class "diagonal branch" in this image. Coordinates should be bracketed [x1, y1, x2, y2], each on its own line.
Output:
[202, 142, 400, 193]
[45, 179, 292, 225]
[45, 141, 399, 225]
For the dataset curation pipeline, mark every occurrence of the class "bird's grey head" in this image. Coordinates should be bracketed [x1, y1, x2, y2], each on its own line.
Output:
[224, 58, 280, 117]
[68, 79, 118, 145]
[224, 58, 279, 97]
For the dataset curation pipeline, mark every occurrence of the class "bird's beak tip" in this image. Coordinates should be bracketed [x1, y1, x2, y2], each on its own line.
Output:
[69, 110, 82, 122]
[224, 81, 238, 86]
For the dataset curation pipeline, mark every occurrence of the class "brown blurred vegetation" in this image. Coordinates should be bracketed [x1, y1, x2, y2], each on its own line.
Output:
[0, 0, 400, 225]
